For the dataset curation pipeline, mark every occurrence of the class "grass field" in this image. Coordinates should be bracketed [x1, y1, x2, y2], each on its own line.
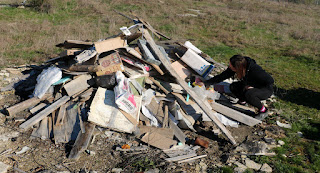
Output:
[0, 0, 319, 172]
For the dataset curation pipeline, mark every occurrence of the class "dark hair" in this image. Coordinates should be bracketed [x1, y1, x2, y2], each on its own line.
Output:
[230, 55, 247, 79]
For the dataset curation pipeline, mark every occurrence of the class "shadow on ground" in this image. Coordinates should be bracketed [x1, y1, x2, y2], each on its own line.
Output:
[274, 87, 320, 110]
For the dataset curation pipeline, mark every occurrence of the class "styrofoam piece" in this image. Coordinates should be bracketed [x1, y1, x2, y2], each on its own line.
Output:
[180, 49, 214, 78]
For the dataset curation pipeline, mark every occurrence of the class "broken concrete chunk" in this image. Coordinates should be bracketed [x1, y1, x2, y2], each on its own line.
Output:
[245, 158, 262, 170]
[260, 163, 272, 173]
[0, 162, 10, 173]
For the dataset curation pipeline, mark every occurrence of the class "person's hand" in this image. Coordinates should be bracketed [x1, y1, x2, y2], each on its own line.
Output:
[245, 85, 254, 90]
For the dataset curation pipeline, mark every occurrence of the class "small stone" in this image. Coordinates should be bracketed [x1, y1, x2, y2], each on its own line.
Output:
[297, 131, 303, 137]
[199, 161, 207, 172]
[111, 168, 123, 173]
[260, 163, 272, 173]
[0, 162, 10, 173]
[234, 161, 247, 173]
[264, 137, 276, 144]
[278, 140, 285, 145]
[235, 146, 245, 152]
[245, 159, 262, 170]
[145, 168, 159, 173]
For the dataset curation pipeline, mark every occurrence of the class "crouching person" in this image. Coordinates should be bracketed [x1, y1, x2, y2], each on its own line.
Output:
[204, 55, 274, 120]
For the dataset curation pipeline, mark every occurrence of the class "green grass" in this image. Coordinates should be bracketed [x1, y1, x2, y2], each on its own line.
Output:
[0, 0, 319, 172]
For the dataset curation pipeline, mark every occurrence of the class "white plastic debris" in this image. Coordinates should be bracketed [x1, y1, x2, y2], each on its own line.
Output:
[16, 146, 31, 155]
[33, 66, 62, 98]
[120, 26, 131, 36]
[276, 121, 292, 129]
[141, 105, 159, 127]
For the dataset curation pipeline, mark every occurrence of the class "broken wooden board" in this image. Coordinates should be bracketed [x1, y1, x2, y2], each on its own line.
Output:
[30, 103, 47, 114]
[30, 117, 50, 140]
[210, 102, 261, 127]
[88, 88, 136, 133]
[6, 94, 51, 116]
[19, 96, 70, 130]
[171, 60, 191, 80]
[216, 100, 256, 116]
[94, 37, 126, 54]
[68, 122, 95, 160]
[169, 119, 186, 144]
[141, 132, 176, 150]
[56, 40, 93, 49]
[141, 28, 236, 145]
[63, 75, 93, 96]
[138, 125, 174, 139]
[59, 49, 81, 57]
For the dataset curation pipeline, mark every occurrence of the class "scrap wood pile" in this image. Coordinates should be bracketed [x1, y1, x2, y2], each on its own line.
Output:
[3, 17, 264, 162]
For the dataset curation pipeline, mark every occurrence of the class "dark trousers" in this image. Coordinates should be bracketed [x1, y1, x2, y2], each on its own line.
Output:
[229, 81, 273, 110]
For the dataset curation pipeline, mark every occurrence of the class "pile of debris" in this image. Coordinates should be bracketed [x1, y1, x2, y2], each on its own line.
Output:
[1, 16, 274, 168]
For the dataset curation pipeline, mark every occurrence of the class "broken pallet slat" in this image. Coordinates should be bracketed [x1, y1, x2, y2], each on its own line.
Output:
[210, 102, 261, 126]
[19, 96, 71, 130]
[68, 122, 95, 160]
[169, 118, 186, 144]
[6, 94, 51, 116]
[64, 75, 93, 96]
[141, 28, 236, 145]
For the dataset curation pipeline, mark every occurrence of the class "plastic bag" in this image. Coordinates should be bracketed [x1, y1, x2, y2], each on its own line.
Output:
[114, 71, 137, 114]
[33, 66, 62, 98]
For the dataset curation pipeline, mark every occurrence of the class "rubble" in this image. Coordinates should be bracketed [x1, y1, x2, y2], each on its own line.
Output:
[0, 13, 283, 172]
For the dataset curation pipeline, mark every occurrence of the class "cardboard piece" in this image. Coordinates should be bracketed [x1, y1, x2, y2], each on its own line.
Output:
[96, 52, 124, 76]
[94, 37, 126, 54]
[141, 132, 176, 150]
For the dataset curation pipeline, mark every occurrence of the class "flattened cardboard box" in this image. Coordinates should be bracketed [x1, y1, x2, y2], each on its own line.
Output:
[96, 52, 124, 76]
[94, 37, 126, 54]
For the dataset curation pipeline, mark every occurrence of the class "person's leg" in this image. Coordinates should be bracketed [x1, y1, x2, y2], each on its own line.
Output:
[229, 81, 246, 101]
[244, 87, 273, 110]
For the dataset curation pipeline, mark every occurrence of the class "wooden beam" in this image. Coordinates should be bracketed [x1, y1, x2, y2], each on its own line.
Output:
[165, 153, 197, 162]
[210, 102, 261, 126]
[149, 77, 170, 94]
[19, 96, 70, 130]
[68, 122, 95, 160]
[140, 28, 236, 145]
[6, 94, 51, 116]
[64, 75, 93, 96]
[177, 155, 207, 163]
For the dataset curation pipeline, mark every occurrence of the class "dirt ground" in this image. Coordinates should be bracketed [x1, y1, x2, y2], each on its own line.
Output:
[0, 67, 284, 173]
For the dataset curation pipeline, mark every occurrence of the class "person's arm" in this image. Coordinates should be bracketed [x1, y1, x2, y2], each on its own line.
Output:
[204, 68, 235, 86]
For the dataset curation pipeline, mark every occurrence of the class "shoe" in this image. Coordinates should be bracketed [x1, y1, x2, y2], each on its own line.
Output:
[237, 100, 247, 105]
[255, 110, 269, 121]
[75, 47, 97, 63]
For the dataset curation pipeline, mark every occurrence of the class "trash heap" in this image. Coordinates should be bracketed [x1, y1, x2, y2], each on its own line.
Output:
[3, 17, 265, 162]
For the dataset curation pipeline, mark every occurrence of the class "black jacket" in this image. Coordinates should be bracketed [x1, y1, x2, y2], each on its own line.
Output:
[205, 57, 274, 88]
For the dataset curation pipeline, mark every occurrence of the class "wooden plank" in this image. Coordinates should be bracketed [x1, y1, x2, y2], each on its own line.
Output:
[149, 77, 169, 94]
[68, 122, 95, 160]
[6, 94, 51, 116]
[178, 155, 207, 163]
[94, 37, 126, 54]
[19, 96, 71, 130]
[171, 60, 191, 80]
[138, 125, 174, 139]
[163, 104, 169, 128]
[165, 153, 197, 162]
[55, 104, 66, 125]
[63, 75, 93, 96]
[169, 119, 186, 144]
[30, 103, 47, 114]
[140, 28, 236, 145]
[210, 102, 261, 126]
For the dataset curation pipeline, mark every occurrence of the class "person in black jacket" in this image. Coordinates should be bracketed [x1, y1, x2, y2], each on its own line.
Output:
[204, 55, 274, 120]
